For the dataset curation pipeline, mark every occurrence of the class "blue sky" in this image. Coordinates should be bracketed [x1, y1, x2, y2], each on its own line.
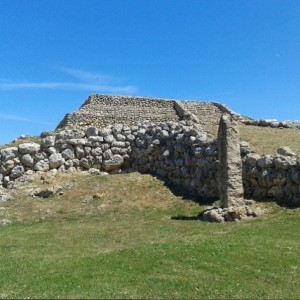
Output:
[0, 0, 299, 144]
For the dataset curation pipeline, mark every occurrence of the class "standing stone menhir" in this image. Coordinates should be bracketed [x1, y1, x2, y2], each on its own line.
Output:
[198, 113, 260, 222]
[217, 113, 245, 208]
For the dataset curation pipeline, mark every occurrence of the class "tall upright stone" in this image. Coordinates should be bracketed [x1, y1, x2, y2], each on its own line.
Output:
[218, 114, 244, 208]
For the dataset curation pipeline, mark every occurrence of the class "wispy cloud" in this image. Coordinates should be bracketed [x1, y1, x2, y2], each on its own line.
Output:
[58, 67, 118, 84]
[0, 81, 137, 93]
[0, 113, 53, 125]
[0, 68, 138, 94]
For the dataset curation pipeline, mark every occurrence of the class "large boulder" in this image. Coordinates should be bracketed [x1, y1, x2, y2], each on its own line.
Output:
[10, 165, 25, 179]
[102, 155, 124, 171]
[277, 146, 296, 157]
[49, 153, 65, 169]
[34, 161, 50, 172]
[257, 155, 274, 168]
[61, 149, 75, 160]
[274, 155, 297, 170]
[56, 129, 85, 140]
[85, 127, 98, 137]
[0, 147, 18, 161]
[0, 160, 15, 175]
[41, 136, 55, 148]
[20, 154, 34, 167]
[18, 143, 40, 155]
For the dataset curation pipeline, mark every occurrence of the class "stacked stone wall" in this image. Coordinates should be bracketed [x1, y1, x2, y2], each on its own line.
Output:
[1, 93, 300, 207]
[129, 122, 218, 198]
[57, 95, 181, 129]
[0, 122, 219, 199]
[179, 101, 242, 127]
[56, 94, 238, 132]
[1, 122, 299, 206]
[242, 151, 300, 206]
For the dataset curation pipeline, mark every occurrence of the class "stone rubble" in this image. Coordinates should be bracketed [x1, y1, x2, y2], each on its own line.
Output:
[244, 118, 300, 129]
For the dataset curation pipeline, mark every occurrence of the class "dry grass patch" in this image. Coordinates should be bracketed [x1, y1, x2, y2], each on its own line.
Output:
[0, 136, 41, 150]
[239, 124, 300, 156]
[202, 123, 300, 156]
[3, 172, 199, 224]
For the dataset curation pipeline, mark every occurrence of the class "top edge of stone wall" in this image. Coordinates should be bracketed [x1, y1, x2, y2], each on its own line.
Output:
[83, 94, 223, 105]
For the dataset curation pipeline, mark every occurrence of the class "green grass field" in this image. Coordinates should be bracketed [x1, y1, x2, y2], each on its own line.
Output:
[0, 172, 299, 299]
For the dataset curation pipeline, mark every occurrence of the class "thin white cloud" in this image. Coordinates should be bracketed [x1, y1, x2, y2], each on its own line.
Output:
[58, 67, 118, 84]
[0, 113, 31, 122]
[0, 113, 53, 125]
[0, 81, 137, 93]
[0, 68, 138, 94]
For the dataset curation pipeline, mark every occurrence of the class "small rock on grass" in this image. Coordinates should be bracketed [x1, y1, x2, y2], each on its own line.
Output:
[0, 193, 11, 202]
[0, 219, 11, 225]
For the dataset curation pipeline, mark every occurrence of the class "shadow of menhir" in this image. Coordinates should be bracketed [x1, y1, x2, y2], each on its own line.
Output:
[170, 216, 199, 221]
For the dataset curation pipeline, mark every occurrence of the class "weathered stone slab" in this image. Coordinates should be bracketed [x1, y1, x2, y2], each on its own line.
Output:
[217, 114, 244, 208]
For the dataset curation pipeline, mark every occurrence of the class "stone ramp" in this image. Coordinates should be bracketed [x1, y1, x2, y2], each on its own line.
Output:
[56, 94, 238, 131]
[179, 101, 229, 127]
[57, 94, 181, 129]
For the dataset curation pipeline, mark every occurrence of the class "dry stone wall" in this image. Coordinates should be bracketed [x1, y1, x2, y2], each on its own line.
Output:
[0, 122, 219, 199]
[56, 94, 239, 131]
[242, 148, 300, 206]
[1, 94, 299, 207]
[129, 122, 218, 198]
[180, 101, 231, 127]
[1, 122, 299, 206]
[57, 95, 181, 129]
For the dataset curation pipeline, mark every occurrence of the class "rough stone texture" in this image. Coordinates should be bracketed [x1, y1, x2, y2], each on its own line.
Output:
[18, 143, 40, 154]
[0, 147, 18, 161]
[102, 154, 124, 171]
[198, 203, 263, 223]
[49, 153, 65, 169]
[56, 94, 239, 132]
[56, 95, 181, 129]
[243, 150, 300, 205]
[244, 118, 300, 129]
[0, 218, 11, 225]
[0, 191, 11, 202]
[218, 114, 244, 208]
[180, 101, 233, 128]
[277, 146, 296, 157]
[21, 154, 34, 168]
[10, 165, 25, 179]
[34, 161, 50, 172]
[1, 119, 299, 206]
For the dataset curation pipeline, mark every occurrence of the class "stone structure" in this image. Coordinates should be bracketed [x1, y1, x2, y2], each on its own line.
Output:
[0, 94, 299, 220]
[0, 121, 219, 199]
[56, 94, 240, 132]
[218, 114, 244, 208]
[242, 148, 300, 206]
[244, 118, 300, 129]
[198, 115, 256, 223]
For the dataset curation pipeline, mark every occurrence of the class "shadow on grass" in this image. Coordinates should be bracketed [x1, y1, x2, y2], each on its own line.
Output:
[142, 172, 218, 206]
[170, 216, 199, 221]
